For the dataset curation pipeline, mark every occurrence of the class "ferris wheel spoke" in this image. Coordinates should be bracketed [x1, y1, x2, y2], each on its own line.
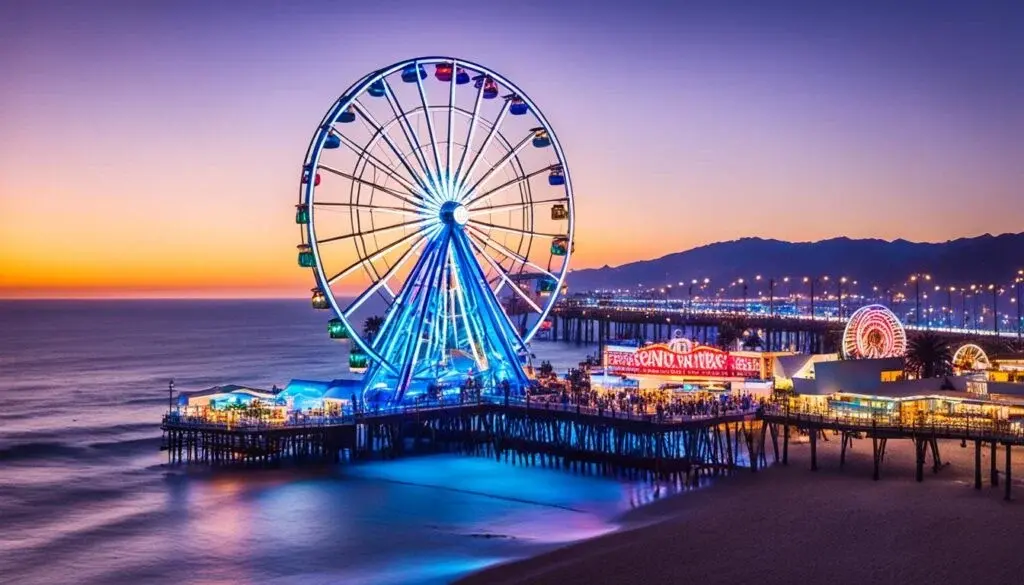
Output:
[342, 235, 429, 318]
[463, 165, 555, 210]
[332, 126, 428, 201]
[313, 201, 423, 219]
[323, 225, 436, 286]
[356, 135, 429, 206]
[356, 114, 410, 182]
[465, 225, 558, 282]
[350, 102, 435, 201]
[445, 59, 457, 193]
[318, 164, 428, 211]
[317, 217, 431, 246]
[468, 219, 559, 239]
[380, 80, 439, 196]
[467, 238, 543, 314]
[467, 195, 569, 217]
[453, 77, 487, 194]
[458, 133, 533, 202]
[413, 64, 444, 187]
[455, 101, 510, 197]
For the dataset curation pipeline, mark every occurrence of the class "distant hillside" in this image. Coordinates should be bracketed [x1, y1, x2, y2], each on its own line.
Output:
[567, 233, 1024, 292]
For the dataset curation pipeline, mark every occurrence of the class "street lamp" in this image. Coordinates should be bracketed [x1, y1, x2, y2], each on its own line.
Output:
[960, 287, 969, 329]
[1016, 270, 1023, 340]
[946, 286, 956, 328]
[168, 379, 175, 414]
[838, 276, 848, 320]
[988, 284, 1003, 335]
[909, 273, 931, 326]
[970, 284, 981, 331]
[737, 278, 748, 314]
[804, 276, 828, 319]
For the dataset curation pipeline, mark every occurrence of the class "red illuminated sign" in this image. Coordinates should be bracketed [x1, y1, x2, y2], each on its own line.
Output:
[604, 344, 762, 378]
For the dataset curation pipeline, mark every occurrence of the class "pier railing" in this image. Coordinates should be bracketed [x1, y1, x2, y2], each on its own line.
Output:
[162, 396, 762, 432]
[763, 405, 1024, 444]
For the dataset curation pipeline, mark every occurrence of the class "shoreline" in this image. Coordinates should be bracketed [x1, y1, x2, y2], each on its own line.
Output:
[458, 436, 1024, 585]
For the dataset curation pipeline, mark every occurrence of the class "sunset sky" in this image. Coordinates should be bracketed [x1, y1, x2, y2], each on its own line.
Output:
[1, 0, 1022, 298]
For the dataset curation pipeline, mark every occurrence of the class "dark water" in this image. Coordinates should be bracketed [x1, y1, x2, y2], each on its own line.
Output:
[0, 300, 657, 585]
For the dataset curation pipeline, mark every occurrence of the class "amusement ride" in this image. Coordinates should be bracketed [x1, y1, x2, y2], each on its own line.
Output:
[841, 304, 908, 360]
[294, 57, 574, 404]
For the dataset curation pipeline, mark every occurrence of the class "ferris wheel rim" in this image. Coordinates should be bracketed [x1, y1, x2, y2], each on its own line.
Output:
[299, 56, 575, 373]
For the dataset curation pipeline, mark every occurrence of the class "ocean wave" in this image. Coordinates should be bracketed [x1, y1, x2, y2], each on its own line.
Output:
[88, 436, 162, 453]
[0, 434, 161, 463]
[0, 441, 86, 462]
[2, 422, 155, 441]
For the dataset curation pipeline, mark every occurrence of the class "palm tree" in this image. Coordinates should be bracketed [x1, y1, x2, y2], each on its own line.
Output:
[905, 332, 953, 379]
[363, 315, 385, 340]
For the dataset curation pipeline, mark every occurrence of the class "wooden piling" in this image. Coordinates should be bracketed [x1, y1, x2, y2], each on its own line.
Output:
[975, 439, 982, 490]
[991, 441, 999, 487]
[1006, 444, 1012, 501]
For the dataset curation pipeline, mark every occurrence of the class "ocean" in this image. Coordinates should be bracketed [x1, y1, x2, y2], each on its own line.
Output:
[0, 300, 659, 585]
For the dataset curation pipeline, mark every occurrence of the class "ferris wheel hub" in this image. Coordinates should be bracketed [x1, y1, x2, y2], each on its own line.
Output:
[439, 201, 469, 226]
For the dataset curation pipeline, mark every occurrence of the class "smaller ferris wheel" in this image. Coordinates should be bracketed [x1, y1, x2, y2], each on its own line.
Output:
[952, 343, 991, 372]
[842, 304, 908, 360]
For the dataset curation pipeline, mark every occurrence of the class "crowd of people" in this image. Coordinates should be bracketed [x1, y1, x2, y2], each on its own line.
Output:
[528, 368, 767, 421]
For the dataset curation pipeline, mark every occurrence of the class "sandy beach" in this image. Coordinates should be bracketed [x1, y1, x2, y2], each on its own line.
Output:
[460, 435, 1024, 585]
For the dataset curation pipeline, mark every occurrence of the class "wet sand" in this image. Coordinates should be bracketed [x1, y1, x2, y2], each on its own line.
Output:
[459, 435, 1024, 585]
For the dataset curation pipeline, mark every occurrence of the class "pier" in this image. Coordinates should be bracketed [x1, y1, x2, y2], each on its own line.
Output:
[762, 406, 1024, 500]
[163, 399, 1024, 499]
[162, 399, 766, 484]
[550, 298, 1023, 354]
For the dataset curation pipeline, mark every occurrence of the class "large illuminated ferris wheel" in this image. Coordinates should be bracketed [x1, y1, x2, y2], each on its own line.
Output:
[295, 57, 574, 404]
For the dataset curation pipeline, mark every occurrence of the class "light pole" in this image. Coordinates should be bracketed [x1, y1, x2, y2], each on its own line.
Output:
[946, 286, 955, 328]
[1016, 270, 1023, 340]
[909, 274, 933, 325]
[737, 278, 748, 314]
[804, 276, 827, 319]
[969, 284, 981, 331]
[168, 379, 175, 414]
[988, 284, 1001, 335]
[837, 276, 848, 319]
[961, 287, 968, 329]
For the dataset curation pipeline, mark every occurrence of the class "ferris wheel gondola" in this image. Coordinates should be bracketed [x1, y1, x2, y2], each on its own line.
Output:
[295, 57, 574, 404]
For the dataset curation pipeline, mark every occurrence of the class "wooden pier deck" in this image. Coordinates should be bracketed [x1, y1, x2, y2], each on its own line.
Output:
[162, 400, 1024, 499]
[162, 400, 765, 483]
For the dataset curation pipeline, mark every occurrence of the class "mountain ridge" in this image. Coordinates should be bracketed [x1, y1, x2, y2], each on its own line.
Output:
[567, 233, 1024, 291]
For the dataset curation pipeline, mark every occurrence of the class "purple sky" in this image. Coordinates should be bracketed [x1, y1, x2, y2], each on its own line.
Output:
[1, 0, 1021, 296]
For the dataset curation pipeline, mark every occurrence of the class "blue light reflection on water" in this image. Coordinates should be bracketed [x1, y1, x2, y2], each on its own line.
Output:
[145, 456, 632, 585]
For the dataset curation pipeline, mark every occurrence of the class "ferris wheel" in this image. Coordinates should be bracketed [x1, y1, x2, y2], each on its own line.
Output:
[952, 343, 991, 372]
[295, 57, 574, 403]
[842, 304, 908, 360]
